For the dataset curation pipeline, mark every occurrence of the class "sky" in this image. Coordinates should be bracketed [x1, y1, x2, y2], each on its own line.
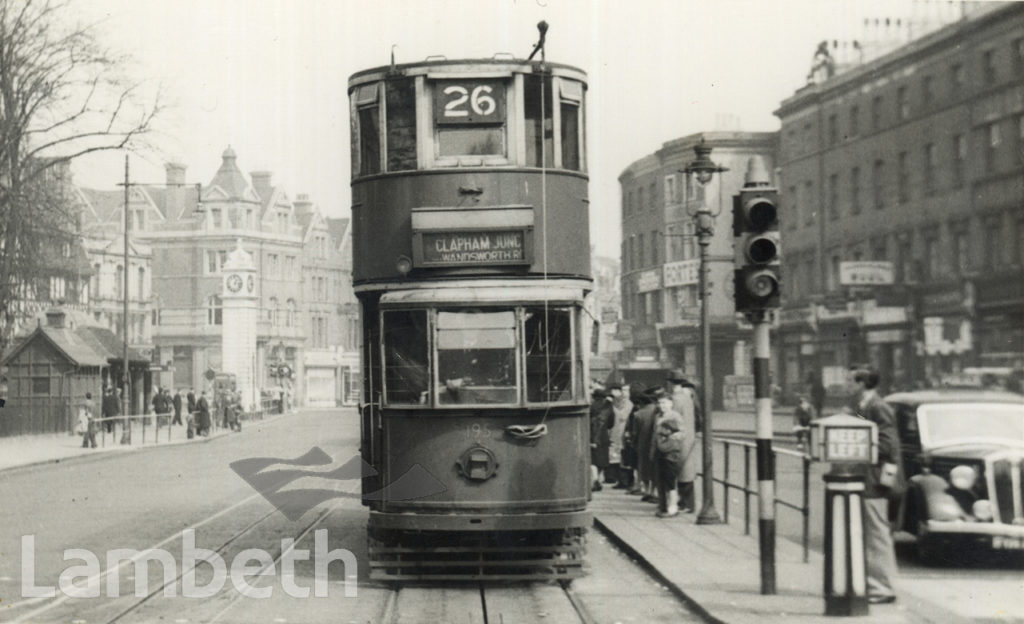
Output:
[66, 0, 940, 256]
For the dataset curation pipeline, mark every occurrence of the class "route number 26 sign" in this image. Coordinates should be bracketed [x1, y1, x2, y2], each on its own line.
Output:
[434, 80, 504, 125]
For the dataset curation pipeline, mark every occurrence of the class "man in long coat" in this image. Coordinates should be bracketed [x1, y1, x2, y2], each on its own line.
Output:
[197, 390, 211, 436]
[172, 389, 183, 425]
[632, 386, 661, 502]
[588, 386, 609, 491]
[667, 370, 699, 513]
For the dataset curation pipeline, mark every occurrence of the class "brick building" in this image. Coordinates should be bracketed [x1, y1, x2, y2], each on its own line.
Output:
[775, 2, 1024, 398]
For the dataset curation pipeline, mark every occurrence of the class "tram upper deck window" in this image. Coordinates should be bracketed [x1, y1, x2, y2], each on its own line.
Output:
[436, 310, 517, 405]
[524, 307, 574, 403]
[354, 83, 381, 176]
[433, 79, 507, 163]
[559, 80, 583, 171]
[383, 310, 428, 405]
[386, 78, 417, 171]
[524, 75, 553, 167]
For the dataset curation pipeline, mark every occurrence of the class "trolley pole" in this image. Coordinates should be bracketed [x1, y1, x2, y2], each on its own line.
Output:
[750, 310, 775, 594]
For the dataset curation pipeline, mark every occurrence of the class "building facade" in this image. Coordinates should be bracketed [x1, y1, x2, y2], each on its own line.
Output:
[775, 2, 1024, 398]
[618, 132, 778, 407]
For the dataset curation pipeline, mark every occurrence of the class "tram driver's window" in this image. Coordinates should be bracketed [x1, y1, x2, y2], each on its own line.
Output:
[383, 310, 428, 404]
[437, 310, 517, 405]
[525, 307, 573, 403]
[433, 79, 506, 159]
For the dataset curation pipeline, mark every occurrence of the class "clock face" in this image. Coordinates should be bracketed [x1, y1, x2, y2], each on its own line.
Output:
[226, 273, 243, 293]
[246, 275, 255, 293]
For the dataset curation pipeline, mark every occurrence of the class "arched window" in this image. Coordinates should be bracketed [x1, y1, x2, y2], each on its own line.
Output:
[151, 295, 162, 326]
[207, 295, 222, 325]
[268, 297, 278, 325]
[115, 265, 124, 299]
[286, 299, 296, 327]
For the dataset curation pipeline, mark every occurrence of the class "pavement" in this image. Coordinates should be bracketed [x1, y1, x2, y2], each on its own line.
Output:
[0, 410, 292, 473]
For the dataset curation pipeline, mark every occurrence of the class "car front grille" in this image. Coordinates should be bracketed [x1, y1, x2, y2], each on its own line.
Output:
[988, 455, 1024, 525]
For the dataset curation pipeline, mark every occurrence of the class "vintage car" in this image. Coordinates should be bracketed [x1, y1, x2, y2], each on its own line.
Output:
[888, 389, 1024, 563]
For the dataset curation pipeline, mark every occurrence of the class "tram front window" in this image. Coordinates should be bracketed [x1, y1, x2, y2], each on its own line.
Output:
[524, 307, 573, 402]
[437, 310, 516, 405]
[383, 310, 429, 404]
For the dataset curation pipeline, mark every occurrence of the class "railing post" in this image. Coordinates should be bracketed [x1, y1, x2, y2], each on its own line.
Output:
[723, 440, 731, 524]
[803, 454, 811, 563]
[744, 445, 751, 536]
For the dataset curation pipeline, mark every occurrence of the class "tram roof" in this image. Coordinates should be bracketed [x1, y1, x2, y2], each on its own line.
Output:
[348, 58, 587, 89]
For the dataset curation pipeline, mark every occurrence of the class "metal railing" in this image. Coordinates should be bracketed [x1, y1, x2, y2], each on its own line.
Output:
[702, 435, 812, 563]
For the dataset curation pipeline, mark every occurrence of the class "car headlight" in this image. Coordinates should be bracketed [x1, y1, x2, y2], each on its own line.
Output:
[972, 500, 993, 522]
[950, 465, 977, 490]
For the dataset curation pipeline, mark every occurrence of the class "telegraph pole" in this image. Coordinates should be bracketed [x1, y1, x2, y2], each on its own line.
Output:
[121, 154, 131, 442]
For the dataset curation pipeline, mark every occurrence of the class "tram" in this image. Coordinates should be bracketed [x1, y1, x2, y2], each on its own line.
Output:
[348, 49, 592, 580]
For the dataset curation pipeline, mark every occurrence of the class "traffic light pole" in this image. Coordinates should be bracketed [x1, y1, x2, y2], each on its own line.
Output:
[749, 310, 776, 594]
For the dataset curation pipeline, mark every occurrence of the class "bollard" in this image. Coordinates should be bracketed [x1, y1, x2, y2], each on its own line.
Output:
[823, 468, 868, 616]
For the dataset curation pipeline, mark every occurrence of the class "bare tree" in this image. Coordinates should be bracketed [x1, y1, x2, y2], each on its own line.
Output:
[0, 0, 161, 354]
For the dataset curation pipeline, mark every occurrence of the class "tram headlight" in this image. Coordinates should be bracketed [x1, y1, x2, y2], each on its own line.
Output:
[396, 255, 412, 276]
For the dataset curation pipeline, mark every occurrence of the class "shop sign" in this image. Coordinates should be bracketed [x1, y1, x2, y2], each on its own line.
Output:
[632, 324, 658, 345]
[637, 270, 661, 293]
[839, 261, 894, 286]
[418, 230, 529, 266]
[920, 288, 966, 316]
[659, 324, 697, 345]
[663, 260, 700, 288]
[723, 375, 755, 410]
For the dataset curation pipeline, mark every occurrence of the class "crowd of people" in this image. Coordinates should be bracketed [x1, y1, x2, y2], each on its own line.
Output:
[589, 370, 700, 518]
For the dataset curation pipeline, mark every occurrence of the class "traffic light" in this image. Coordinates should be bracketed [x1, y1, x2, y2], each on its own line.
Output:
[733, 188, 781, 314]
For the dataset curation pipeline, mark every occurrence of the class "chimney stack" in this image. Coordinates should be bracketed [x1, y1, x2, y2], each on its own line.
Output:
[294, 193, 314, 216]
[165, 162, 186, 186]
[251, 171, 273, 200]
[45, 308, 67, 329]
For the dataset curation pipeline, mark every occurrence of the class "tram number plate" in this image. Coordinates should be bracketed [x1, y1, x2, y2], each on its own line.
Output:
[465, 423, 494, 440]
[992, 536, 1024, 550]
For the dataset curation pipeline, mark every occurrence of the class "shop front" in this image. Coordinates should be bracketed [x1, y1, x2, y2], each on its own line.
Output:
[975, 276, 1024, 369]
[917, 283, 975, 382]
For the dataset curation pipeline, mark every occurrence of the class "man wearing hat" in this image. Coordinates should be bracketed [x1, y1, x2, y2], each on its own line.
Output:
[637, 386, 666, 502]
[589, 385, 611, 491]
[666, 370, 699, 513]
[606, 382, 633, 489]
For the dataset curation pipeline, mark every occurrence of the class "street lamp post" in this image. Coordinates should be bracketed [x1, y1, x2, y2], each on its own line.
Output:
[683, 138, 727, 525]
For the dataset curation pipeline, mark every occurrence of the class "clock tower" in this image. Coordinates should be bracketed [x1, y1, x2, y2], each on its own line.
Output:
[222, 238, 258, 412]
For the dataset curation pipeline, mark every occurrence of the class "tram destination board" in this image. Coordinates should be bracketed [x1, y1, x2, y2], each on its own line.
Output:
[415, 229, 532, 267]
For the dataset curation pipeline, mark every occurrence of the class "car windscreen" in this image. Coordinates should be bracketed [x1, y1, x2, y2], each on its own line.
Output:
[918, 403, 1024, 448]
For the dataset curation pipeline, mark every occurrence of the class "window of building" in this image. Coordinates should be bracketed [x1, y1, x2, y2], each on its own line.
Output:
[787, 185, 798, 229]
[828, 253, 840, 292]
[950, 63, 965, 93]
[664, 174, 678, 205]
[137, 267, 144, 301]
[828, 113, 838, 145]
[895, 233, 913, 283]
[922, 230, 940, 281]
[873, 159, 885, 209]
[850, 167, 861, 215]
[828, 173, 839, 220]
[49, 276, 65, 301]
[32, 376, 50, 395]
[896, 86, 909, 120]
[871, 95, 883, 130]
[984, 217, 1002, 268]
[386, 77, 417, 171]
[268, 296, 278, 324]
[650, 229, 659, 266]
[803, 180, 815, 225]
[982, 49, 997, 85]
[871, 236, 887, 262]
[952, 225, 971, 275]
[849, 104, 859, 138]
[268, 254, 279, 276]
[1015, 216, 1024, 266]
[637, 187, 645, 213]
[682, 222, 696, 260]
[115, 265, 123, 299]
[986, 122, 1001, 171]
[286, 299, 296, 327]
[897, 151, 910, 204]
[649, 183, 656, 211]
[91, 263, 100, 299]
[637, 233, 645, 268]
[354, 83, 381, 176]
[921, 75, 934, 108]
[207, 295, 222, 325]
[953, 134, 967, 187]
[923, 143, 936, 194]
[524, 75, 553, 167]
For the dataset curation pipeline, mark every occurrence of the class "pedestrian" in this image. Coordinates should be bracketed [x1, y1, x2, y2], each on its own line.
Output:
[634, 386, 661, 502]
[793, 395, 816, 451]
[666, 371, 698, 513]
[606, 383, 633, 489]
[589, 386, 611, 491]
[621, 382, 647, 494]
[101, 386, 119, 434]
[187, 388, 197, 416]
[78, 392, 97, 449]
[197, 390, 211, 436]
[850, 365, 903, 604]
[172, 388, 183, 426]
[653, 393, 684, 517]
[808, 371, 826, 416]
[151, 386, 165, 417]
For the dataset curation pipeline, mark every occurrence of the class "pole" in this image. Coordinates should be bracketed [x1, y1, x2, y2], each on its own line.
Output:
[696, 214, 721, 525]
[121, 154, 131, 443]
[751, 311, 775, 593]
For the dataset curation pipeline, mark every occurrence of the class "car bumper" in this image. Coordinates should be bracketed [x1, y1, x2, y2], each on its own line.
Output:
[924, 520, 1024, 549]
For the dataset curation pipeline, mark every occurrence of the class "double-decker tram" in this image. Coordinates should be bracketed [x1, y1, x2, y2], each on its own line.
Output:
[349, 53, 591, 581]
